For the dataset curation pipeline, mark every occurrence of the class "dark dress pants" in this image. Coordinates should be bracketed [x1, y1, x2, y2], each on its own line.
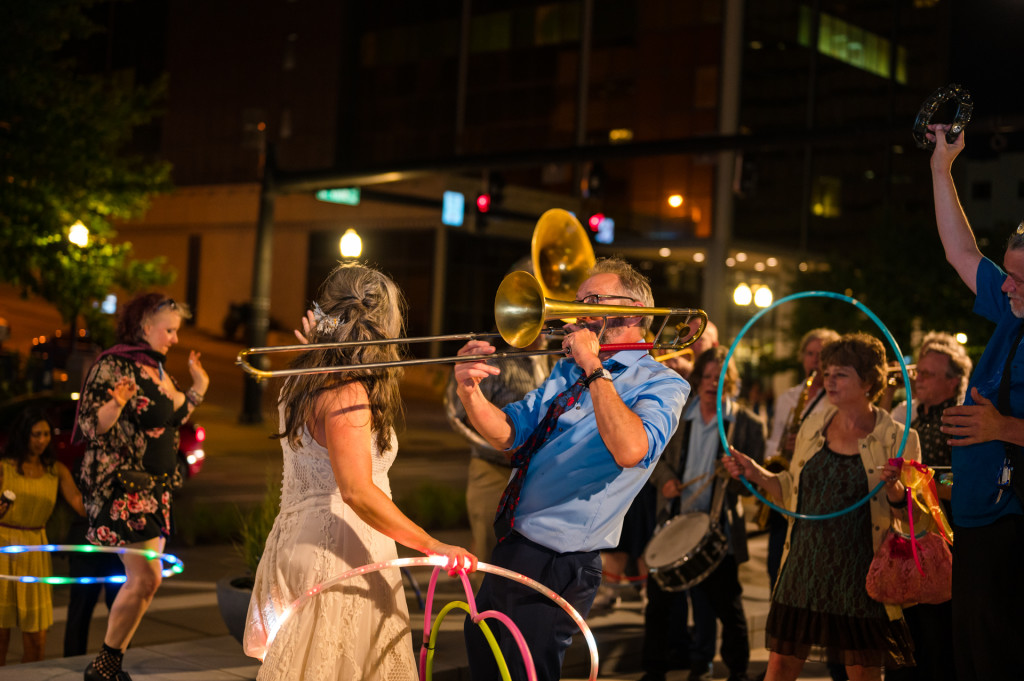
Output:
[643, 554, 749, 677]
[951, 515, 1024, 681]
[465, 532, 602, 681]
[63, 519, 125, 657]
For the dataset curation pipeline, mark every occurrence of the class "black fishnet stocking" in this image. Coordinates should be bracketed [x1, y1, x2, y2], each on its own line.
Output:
[88, 643, 123, 679]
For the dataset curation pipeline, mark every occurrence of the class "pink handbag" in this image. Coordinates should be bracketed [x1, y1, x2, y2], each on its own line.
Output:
[865, 530, 952, 606]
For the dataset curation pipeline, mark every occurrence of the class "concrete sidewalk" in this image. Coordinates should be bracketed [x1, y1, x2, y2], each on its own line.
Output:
[1, 373, 840, 680]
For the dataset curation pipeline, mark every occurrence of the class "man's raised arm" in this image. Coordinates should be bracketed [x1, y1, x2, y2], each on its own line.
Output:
[929, 124, 983, 293]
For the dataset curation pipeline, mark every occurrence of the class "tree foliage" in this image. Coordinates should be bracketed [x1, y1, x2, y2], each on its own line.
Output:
[0, 0, 173, 334]
[788, 207, 994, 363]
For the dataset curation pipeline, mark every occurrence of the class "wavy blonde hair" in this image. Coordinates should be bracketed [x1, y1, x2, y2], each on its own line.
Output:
[277, 262, 406, 452]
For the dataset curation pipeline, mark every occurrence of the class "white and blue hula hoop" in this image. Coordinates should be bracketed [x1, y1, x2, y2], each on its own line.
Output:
[0, 544, 184, 585]
[717, 290, 913, 521]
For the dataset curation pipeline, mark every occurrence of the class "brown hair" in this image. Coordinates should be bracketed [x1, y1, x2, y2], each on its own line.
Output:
[277, 262, 406, 453]
[690, 345, 739, 399]
[3, 407, 56, 475]
[820, 332, 887, 402]
[116, 293, 192, 344]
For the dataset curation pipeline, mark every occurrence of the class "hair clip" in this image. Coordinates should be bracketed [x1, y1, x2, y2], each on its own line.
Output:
[311, 302, 340, 334]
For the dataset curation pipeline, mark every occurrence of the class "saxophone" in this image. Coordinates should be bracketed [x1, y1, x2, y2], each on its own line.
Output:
[755, 370, 816, 529]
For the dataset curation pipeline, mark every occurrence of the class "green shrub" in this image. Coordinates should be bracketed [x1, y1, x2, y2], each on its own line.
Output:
[398, 481, 467, 531]
[236, 472, 281, 576]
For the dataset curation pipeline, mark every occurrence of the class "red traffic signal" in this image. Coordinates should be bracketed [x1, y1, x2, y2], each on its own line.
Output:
[588, 213, 605, 231]
[476, 193, 492, 213]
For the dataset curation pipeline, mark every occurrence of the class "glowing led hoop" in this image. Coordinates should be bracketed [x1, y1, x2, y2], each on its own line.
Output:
[424, 600, 516, 681]
[262, 556, 599, 681]
[0, 544, 184, 584]
[717, 291, 912, 520]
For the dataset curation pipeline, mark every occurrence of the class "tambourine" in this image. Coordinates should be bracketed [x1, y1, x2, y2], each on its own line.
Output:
[913, 83, 973, 150]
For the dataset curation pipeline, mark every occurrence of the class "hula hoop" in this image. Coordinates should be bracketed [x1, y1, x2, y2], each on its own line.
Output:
[260, 556, 599, 681]
[717, 291, 913, 520]
[0, 544, 184, 584]
[423, 600, 516, 681]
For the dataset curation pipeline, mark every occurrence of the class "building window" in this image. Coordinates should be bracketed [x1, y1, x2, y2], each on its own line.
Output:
[798, 5, 907, 84]
[811, 176, 842, 218]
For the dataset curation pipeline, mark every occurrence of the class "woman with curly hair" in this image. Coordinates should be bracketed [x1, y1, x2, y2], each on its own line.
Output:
[244, 262, 476, 681]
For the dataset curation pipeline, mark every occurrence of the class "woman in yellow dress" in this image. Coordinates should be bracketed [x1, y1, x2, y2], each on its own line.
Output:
[0, 406, 85, 664]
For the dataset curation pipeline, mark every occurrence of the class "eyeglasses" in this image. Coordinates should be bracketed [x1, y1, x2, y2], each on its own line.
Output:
[572, 294, 637, 306]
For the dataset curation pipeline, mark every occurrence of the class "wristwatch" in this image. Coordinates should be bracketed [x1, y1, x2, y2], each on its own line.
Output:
[584, 367, 613, 389]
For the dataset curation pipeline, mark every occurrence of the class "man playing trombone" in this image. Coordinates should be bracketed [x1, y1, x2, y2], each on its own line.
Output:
[453, 256, 690, 681]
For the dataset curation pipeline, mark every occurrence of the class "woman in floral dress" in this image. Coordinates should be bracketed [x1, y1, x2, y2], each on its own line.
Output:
[76, 293, 209, 681]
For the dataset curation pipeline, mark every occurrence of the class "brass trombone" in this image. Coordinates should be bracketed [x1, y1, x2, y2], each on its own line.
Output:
[236, 209, 708, 380]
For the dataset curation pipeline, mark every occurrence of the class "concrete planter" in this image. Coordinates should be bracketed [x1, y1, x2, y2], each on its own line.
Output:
[216, 575, 254, 645]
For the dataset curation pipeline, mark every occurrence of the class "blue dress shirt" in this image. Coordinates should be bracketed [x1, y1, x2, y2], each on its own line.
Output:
[501, 349, 690, 552]
[954, 257, 1024, 526]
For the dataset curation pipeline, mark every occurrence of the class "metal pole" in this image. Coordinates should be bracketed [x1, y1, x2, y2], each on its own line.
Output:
[798, 0, 821, 253]
[573, 0, 593, 193]
[706, 0, 744, 325]
[241, 144, 277, 423]
[429, 224, 448, 358]
[454, 0, 471, 156]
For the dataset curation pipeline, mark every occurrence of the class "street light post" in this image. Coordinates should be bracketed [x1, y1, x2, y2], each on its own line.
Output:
[241, 144, 277, 424]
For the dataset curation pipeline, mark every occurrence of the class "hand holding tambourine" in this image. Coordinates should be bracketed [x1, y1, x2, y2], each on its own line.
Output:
[913, 83, 973, 150]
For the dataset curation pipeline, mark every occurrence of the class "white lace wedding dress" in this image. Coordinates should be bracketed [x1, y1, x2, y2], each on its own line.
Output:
[243, 408, 417, 681]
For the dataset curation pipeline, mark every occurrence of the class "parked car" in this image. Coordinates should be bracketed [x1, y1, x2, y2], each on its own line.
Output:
[0, 391, 206, 479]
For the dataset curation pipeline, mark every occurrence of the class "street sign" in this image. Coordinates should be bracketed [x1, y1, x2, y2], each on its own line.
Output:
[315, 187, 361, 205]
[442, 190, 465, 227]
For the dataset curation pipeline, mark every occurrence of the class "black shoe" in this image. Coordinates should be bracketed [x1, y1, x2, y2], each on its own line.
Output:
[84, 663, 133, 681]
[689, 668, 714, 681]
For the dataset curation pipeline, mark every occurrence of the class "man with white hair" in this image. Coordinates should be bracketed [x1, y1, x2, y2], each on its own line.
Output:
[928, 122, 1024, 680]
[887, 331, 971, 681]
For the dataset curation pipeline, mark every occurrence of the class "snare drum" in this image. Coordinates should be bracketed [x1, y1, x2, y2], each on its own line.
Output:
[643, 512, 728, 591]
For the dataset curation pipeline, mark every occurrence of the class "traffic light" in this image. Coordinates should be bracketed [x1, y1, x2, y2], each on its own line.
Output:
[588, 213, 605, 231]
[476, 193, 492, 213]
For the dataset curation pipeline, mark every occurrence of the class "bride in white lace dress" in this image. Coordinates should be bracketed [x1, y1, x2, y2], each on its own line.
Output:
[243, 263, 477, 681]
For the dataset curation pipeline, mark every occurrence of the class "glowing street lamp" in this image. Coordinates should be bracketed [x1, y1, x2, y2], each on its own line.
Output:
[753, 285, 773, 308]
[733, 283, 753, 306]
[339, 228, 362, 258]
[68, 220, 89, 247]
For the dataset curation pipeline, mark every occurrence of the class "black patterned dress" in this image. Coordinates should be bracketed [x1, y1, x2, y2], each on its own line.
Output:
[766, 443, 914, 668]
[77, 350, 189, 546]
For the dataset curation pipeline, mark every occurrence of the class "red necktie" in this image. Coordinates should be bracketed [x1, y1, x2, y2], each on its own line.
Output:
[493, 375, 587, 542]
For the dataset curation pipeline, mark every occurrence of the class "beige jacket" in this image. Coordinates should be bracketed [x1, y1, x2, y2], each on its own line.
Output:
[773, 405, 928, 621]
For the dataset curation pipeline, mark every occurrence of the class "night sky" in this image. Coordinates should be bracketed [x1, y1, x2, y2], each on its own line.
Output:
[950, 0, 1024, 119]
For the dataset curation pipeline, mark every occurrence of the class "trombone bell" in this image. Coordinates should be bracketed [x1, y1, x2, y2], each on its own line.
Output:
[531, 209, 596, 300]
[495, 270, 709, 351]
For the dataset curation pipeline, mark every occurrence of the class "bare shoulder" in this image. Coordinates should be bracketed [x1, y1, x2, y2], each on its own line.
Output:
[317, 381, 372, 425]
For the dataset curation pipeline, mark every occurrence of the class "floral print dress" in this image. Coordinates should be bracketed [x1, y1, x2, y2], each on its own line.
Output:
[77, 353, 190, 546]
